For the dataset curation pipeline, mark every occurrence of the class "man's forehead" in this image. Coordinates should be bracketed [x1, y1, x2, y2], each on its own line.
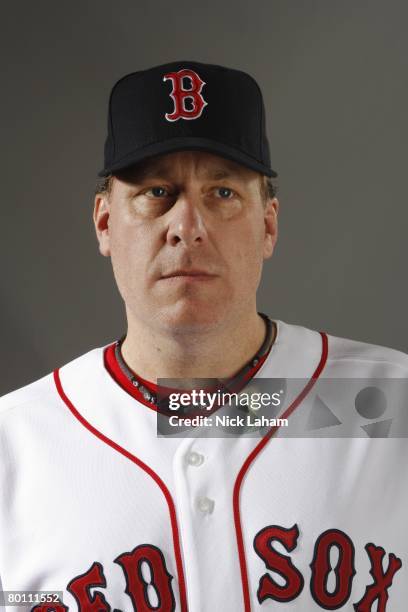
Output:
[117, 151, 257, 183]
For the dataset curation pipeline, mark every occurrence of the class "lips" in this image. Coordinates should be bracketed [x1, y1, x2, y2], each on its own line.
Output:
[160, 269, 217, 280]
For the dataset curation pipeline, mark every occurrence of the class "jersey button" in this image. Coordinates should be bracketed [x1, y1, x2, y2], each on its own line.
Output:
[186, 451, 205, 467]
[197, 496, 215, 514]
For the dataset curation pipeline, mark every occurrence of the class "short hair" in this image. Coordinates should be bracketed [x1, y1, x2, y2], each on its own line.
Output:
[95, 174, 114, 197]
[95, 170, 278, 202]
[260, 175, 278, 202]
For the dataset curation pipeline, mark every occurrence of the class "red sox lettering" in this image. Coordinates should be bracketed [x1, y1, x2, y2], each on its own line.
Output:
[253, 524, 402, 611]
[163, 69, 207, 122]
[31, 545, 175, 612]
[31, 525, 402, 612]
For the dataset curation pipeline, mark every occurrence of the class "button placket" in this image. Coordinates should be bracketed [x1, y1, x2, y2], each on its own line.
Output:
[173, 434, 260, 610]
[185, 449, 214, 514]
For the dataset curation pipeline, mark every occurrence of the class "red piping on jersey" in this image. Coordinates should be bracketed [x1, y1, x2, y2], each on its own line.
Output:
[233, 331, 329, 612]
[53, 369, 189, 612]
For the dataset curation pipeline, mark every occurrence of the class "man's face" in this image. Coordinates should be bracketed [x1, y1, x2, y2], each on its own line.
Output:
[94, 150, 278, 333]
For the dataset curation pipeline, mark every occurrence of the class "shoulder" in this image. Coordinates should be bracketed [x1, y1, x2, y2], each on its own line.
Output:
[0, 372, 54, 419]
[0, 345, 108, 423]
[274, 319, 408, 378]
[324, 328, 408, 377]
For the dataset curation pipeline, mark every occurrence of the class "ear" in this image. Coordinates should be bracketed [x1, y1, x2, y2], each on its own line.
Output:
[263, 198, 279, 259]
[93, 194, 111, 257]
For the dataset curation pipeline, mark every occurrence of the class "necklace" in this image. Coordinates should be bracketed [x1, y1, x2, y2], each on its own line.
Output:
[114, 313, 275, 407]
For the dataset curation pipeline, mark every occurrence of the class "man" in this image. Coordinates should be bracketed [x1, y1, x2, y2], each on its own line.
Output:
[0, 61, 407, 612]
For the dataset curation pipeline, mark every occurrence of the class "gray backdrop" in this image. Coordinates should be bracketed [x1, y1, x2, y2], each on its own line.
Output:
[1, 0, 407, 396]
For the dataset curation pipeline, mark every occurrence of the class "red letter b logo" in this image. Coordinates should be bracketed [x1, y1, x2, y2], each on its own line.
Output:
[163, 69, 207, 122]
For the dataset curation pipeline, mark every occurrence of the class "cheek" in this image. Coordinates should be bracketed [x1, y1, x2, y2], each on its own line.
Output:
[108, 215, 153, 296]
[221, 218, 265, 285]
[110, 204, 151, 256]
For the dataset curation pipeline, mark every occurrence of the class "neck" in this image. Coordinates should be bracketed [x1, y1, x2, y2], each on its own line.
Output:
[120, 309, 273, 383]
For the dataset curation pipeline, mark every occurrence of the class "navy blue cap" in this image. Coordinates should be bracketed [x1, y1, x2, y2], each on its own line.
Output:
[99, 60, 277, 178]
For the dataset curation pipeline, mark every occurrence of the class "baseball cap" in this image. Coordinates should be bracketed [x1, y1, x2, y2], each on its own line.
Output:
[98, 60, 278, 178]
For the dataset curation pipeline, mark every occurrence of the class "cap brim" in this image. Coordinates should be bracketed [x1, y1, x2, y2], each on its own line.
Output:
[98, 137, 278, 178]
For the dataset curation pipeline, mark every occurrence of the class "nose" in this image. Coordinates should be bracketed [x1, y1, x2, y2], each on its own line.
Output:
[166, 193, 208, 248]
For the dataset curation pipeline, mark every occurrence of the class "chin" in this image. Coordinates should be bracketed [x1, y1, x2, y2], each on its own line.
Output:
[157, 300, 227, 334]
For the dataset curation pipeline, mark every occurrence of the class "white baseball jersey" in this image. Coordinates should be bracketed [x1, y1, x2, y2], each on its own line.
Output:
[0, 319, 407, 611]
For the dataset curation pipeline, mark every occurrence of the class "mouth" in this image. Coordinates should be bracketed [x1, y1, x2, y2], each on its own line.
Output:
[160, 270, 217, 281]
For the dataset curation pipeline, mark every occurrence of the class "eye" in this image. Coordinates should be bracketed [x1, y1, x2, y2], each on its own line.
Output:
[146, 186, 170, 197]
[215, 187, 234, 199]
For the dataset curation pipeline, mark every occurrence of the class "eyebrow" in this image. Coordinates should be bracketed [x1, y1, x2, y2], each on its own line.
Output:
[203, 170, 234, 180]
